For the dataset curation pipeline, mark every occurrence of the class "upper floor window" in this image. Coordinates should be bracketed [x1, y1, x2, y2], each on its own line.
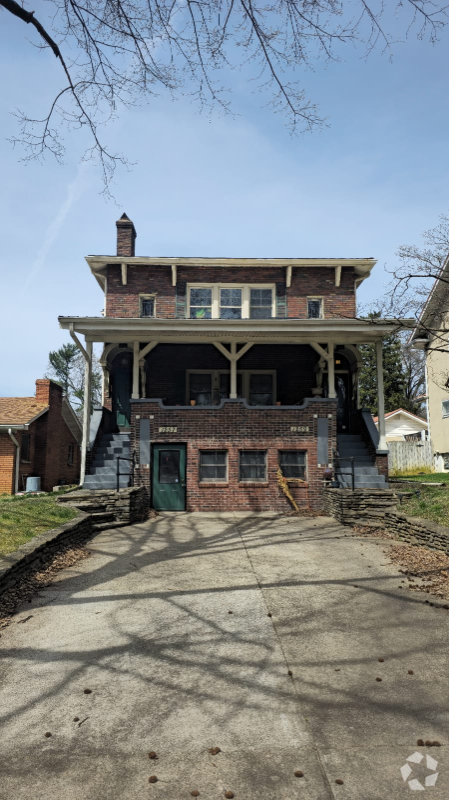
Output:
[188, 284, 275, 319]
[307, 298, 323, 319]
[140, 295, 156, 317]
[442, 400, 449, 418]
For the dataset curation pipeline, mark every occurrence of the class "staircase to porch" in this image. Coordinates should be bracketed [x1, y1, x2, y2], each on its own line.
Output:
[83, 432, 132, 490]
[335, 434, 388, 489]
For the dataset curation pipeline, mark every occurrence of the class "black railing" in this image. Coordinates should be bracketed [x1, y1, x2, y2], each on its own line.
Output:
[332, 449, 355, 491]
[116, 452, 135, 492]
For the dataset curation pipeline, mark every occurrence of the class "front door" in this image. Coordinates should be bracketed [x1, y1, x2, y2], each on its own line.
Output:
[114, 366, 131, 428]
[335, 373, 351, 433]
[152, 444, 186, 511]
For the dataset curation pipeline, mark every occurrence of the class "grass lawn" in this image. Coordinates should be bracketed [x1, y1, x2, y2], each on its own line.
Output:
[393, 473, 449, 483]
[401, 485, 449, 528]
[0, 494, 78, 557]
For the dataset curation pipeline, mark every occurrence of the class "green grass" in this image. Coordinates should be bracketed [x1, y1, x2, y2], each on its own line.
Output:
[393, 473, 449, 483]
[401, 485, 449, 527]
[0, 493, 78, 557]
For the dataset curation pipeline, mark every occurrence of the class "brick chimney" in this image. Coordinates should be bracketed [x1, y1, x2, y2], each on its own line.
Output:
[116, 213, 137, 257]
[35, 379, 63, 408]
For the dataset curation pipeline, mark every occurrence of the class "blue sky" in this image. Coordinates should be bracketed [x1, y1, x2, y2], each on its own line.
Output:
[1, 2, 449, 395]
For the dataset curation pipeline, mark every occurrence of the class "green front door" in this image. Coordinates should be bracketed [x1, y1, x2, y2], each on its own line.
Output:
[152, 444, 186, 511]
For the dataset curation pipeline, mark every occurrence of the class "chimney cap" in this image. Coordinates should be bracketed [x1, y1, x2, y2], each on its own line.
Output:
[117, 212, 134, 224]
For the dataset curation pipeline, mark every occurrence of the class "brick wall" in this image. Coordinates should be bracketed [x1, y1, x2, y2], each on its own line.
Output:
[131, 398, 337, 511]
[0, 433, 15, 494]
[105, 265, 357, 319]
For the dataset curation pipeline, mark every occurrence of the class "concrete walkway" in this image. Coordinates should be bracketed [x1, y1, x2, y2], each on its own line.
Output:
[0, 513, 448, 799]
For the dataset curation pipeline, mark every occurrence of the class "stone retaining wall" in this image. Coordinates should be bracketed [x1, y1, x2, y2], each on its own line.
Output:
[57, 486, 149, 528]
[0, 511, 92, 592]
[323, 487, 449, 556]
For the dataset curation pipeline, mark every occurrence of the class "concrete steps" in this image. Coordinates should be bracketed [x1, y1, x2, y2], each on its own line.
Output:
[84, 432, 132, 490]
[336, 434, 388, 490]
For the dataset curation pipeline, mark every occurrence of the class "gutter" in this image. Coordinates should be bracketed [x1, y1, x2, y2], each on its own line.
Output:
[7, 428, 20, 494]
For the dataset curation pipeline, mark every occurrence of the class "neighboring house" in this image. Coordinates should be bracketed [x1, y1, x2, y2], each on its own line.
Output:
[373, 409, 429, 442]
[59, 214, 412, 511]
[0, 380, 82, 494]
[410, 255, 449, 471]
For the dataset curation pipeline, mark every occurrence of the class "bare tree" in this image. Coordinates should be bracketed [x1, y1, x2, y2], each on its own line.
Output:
[2, 0, 448, 193]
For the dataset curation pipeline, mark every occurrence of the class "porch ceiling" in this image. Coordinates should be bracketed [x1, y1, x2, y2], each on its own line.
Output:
[59, 316, 415, 344]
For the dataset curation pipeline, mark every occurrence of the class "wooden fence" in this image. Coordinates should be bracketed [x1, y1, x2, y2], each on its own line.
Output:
[388, 441, 434, 475]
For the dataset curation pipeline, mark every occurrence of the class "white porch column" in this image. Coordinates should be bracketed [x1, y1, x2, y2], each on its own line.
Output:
[327, 342, 336, 398]
[132, 340, 140, 399]
[376, 340, 388, 450]
[80, 340, 92, 485]
[230, 342, 237, 399]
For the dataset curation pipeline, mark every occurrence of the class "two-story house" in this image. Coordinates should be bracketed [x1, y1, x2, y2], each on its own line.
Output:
[59, 214, 409, 511]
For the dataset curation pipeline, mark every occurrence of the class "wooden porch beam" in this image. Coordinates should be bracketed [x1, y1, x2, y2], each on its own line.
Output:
[213, 341, 232, 360]
[286, 265, 292, 288]
[235, 342, 253, 360]
[139, 341, 158, 360]
[121, 263, 128, 285]
[171, 264, 177, 287]
[310, 341, 330, 361]
[335, 265, 342, 287]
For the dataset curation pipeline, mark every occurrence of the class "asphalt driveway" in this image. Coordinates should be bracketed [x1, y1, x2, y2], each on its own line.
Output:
[0, 512, 448, 799]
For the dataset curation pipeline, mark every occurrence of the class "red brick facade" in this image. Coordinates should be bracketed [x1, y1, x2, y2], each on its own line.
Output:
[105, 264, 356, 319]
[0, 381, 81, 494]
[131, 398, 337, 511]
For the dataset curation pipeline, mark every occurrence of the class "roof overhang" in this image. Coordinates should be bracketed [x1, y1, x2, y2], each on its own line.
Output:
[86, 256, 377, 290]
[59, 316, 415, 345]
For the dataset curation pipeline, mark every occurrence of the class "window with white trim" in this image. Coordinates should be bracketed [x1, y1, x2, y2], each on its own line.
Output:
[239, 450, 267, 482]
[187, 284, 275, 319]
[307, 297, 323, 319]
[199, 450, 228, 482]
[442, 399, 449, 418]
[140, 294, 156, 317]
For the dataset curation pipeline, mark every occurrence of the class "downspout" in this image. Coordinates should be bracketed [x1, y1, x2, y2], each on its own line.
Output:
[69, 324, 92, 486]
[8, 428, 20, 494]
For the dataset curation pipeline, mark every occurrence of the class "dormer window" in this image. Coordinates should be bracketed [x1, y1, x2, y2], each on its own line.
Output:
[307, 298, 323, 319]
[140, 295, 156, 317]
[188, 284, 275, 319]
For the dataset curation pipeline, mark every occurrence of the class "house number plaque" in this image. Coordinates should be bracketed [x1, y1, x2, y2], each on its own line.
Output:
[290, 426, 309, 432]
[159, 426, 178, 433]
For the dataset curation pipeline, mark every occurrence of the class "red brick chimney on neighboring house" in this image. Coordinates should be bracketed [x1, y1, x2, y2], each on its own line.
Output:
[116, 213, 137, 257]
[35, 379, 63, 408]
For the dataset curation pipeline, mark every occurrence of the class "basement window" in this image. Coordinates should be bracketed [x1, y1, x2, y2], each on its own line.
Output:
[239, 450, 267, 482]
[199, 451, 227, 482]
[279, 451, 306, 479]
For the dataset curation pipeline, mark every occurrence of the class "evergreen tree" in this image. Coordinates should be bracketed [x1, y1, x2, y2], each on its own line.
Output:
[46, 344, 102, 414]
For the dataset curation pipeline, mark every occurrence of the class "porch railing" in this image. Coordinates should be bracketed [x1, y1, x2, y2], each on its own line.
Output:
[116, 452, 135, 492]
[332, 449, 355, 491]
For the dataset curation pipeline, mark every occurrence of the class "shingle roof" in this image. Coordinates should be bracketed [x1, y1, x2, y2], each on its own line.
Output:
[0, 398, 48, 426]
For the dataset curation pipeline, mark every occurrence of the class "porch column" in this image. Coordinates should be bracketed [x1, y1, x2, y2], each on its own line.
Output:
[80, 340, 93, 486]
[376, 340, 388, 450]
[132, 340, 140, 399]
[327, 343, 336, 398]
[230, 342, 237, 399]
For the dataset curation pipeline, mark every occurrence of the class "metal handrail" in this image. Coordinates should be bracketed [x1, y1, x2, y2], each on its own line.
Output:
[332, 449, 355, 491]
[116, 452, 135, 492]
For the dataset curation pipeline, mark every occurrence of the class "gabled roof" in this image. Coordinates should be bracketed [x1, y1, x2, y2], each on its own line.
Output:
[410, 253, 449, 343]
[61, 397, 82, 444]
[373, 408, 428, 426]
[0, 398, 48, 427]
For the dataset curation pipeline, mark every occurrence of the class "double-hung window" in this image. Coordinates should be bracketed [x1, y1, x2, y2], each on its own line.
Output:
[199, 451, 227, 482]
[187, 285, 275, 319]
[140, 294, 156, 317]
[21, 433, 30, 462]
[307, 298, 323, 319]
[68, 443, 74, 466]
[187, 370, 275, 405]
[442, 400, 449, 418]
[279, 451, 306, 479]
[239, 450, 267, 482]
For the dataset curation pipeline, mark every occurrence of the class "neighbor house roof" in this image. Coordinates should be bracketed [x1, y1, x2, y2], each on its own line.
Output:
[0, 398, 48, 428]
[373, 408, 428, 426]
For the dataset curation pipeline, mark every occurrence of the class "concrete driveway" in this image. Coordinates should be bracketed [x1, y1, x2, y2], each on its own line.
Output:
[0, 512, 448, 799]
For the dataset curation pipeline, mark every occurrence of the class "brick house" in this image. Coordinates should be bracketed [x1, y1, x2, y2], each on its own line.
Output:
[0, 380, 82, 494]
[59, 214, 412, 511]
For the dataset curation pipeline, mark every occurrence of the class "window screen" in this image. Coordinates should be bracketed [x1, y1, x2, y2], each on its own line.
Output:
[442, 400, 449, 418]
[159, 450, 180, 483]
[279, 451, 306, 479]
[220, 288, 242, 319]
[250, 288, 272, 319]
[307, 299, 322, 319]
[190, 373, 212, 405]
[199, 451, 227, 481]
[239, 450, 267, 481]
[141, 297, 155, 317]
[249, 374, 273, 405]
[190, 288, 212, 319]
[21, 433, 30, 462]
